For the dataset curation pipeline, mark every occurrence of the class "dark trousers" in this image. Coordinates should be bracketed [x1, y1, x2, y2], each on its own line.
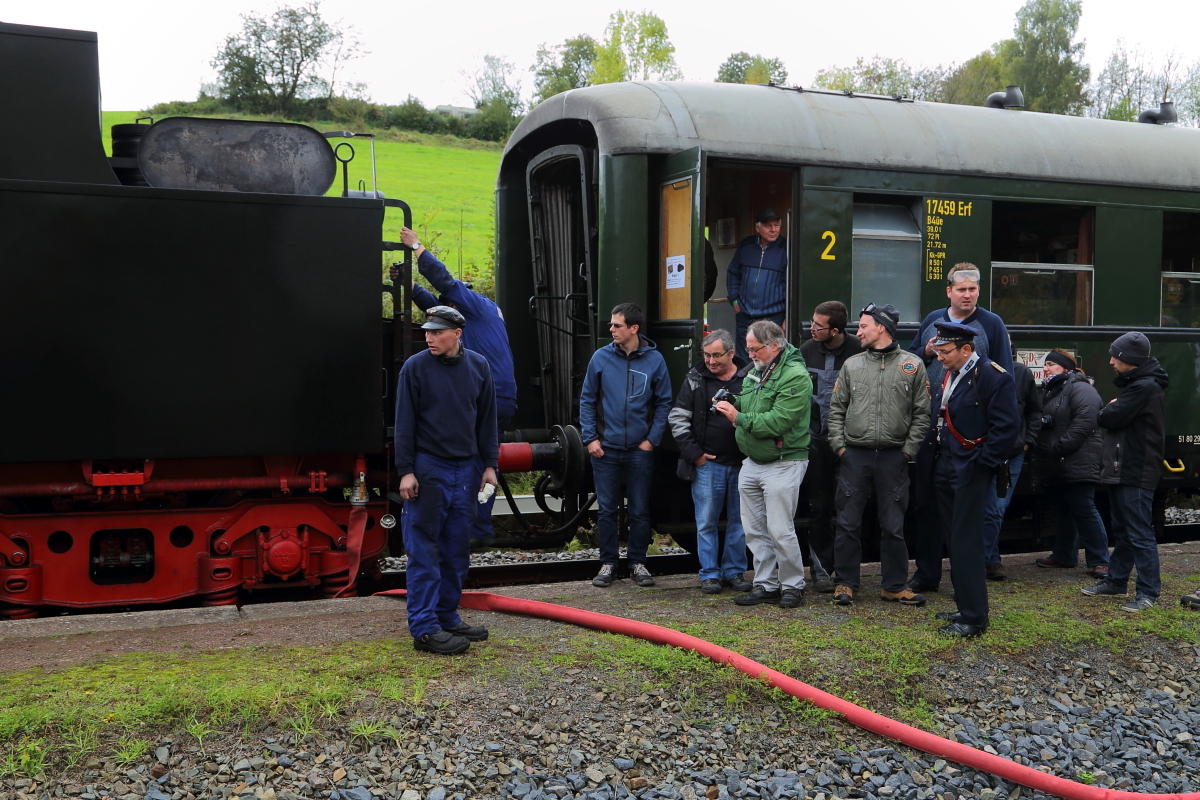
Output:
[934, 455, 990, 626]
[591, 447, 654, 565]
[909, 445, 943, 588]
[400, 452, 479, 639]
[1106, 485, 1161, 600]
[805, 438, 837, 580]
[735, 310, 786, 360]
[1049, 482, 1110, 568]
[833, 447, 911, 592]
[469, 399, 516, 540]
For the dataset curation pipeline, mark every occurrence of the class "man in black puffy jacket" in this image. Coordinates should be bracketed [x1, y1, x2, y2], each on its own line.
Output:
[1083, 332, 1169, 612]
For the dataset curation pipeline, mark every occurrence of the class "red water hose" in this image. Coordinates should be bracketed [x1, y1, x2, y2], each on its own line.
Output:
[378, 588, 1200, 800]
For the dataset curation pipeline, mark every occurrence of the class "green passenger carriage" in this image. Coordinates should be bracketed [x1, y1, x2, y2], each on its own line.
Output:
[494, 81, 1200, 540]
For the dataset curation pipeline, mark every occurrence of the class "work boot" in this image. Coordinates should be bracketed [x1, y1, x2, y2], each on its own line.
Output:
[734, 586, 781, 605]
[880, 588, 926, 606]
[832, 585, 854, 606]
[779, 588, 804, 608]
[630, 562, 656, 587]
[700, 578, 722, 595]
[592, 563, 616, 587]
[726, 574, 753, 593]
[413, 631, 470, 656]
[445, 622, 489, 642]
[986, 563, 1007, 581]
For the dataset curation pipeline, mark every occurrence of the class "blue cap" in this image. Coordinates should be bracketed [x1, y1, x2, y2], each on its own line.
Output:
[932, 320, 977, 345]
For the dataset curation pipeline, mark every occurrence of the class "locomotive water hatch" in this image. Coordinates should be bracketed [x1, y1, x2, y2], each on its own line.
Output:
[89, 528, 154, 585]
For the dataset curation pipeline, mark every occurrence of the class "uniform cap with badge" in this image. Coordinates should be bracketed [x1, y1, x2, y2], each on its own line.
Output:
[421, 305, 466, 330]
[932, 320, 978, 346]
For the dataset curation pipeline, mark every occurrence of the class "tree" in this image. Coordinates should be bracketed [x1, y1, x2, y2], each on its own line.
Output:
[939, 48, 1005, 105]
[812, 56, 945, 100]
[211, 2, 365, 114]
[1001, 0, 1090, 115]
[590, 10, 682, 85]
[465, 55, 523, 117]
[716, 52, 787, 85]
[532, 35, 599, 104]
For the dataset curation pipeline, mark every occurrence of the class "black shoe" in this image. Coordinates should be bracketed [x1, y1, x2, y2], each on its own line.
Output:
[907, 580, 939, 593]
[986, 563, 1007, 581]
[1182, 591, 1200, 610]
[937, 621, 987, 638]
[700, 578, 722, 595]
[734, 586, 781, 605]
[592, 563, 616, 587]
[726, 575, 753, 593]
[414, 631, 470, 655]
[812, 579, 836, 594]
[1081, 580, 1128, 597]
[934, 610, 962, 622]
[779, 588, 804, 608]
[630, 562, 656, 587]
[445, 622, 488, 642]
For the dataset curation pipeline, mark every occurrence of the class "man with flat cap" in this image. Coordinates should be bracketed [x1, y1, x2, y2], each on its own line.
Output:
[911, 320, 1018, 637]
[726, 208, 787, 360]
[394, 305, 499, 655]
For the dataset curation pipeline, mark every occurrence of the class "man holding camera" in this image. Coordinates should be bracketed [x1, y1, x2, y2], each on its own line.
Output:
[911, 321, 1018, 637]
[669, 330, 752, 594]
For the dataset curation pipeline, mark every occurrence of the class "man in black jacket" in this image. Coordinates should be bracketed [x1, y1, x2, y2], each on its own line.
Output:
[668, 330, 753, 594]
[981, 358, 1042, 580]
[1083, 332, 1169, 612]
[799, 301, 863, 592]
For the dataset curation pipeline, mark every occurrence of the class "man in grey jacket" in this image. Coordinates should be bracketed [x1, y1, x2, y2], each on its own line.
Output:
[827, 304, 930, 607]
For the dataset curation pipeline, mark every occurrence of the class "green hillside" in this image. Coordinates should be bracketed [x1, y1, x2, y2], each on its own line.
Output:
[100, 112, 501, 291]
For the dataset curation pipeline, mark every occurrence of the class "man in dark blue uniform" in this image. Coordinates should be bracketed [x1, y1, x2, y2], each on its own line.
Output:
[911, 321, 1018, 637]
[394, 306, 499, 655]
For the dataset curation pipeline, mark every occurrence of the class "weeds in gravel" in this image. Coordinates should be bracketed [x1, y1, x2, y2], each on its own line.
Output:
[0, 737, 46, 779]
[183, 715, 216, 753]
[348, 718, 389, 748]
[111, 735, 151, 766]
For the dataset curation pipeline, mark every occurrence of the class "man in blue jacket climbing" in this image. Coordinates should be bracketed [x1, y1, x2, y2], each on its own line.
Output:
[726, 207, 788, 360]
[579, 302, 673, 589]
[397, 227, 516, 541]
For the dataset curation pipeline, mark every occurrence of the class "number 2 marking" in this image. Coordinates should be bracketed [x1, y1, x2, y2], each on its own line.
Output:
[820, 230, 836, 260]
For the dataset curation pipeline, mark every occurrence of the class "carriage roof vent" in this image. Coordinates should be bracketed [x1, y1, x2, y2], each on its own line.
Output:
[985, 85, 1024, 109]
[1138, 101, 1177, 125]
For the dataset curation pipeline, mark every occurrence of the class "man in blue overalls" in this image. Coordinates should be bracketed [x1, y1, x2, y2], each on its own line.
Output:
[394, 306, 499, 655]
[915, 321, 1018, 637]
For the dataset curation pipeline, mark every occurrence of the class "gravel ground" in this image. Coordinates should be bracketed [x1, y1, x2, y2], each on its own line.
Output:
[2, 548, 1199, 800]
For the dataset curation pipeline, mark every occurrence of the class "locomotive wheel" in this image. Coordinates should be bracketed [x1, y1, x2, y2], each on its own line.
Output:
[319, 571, 355, 599]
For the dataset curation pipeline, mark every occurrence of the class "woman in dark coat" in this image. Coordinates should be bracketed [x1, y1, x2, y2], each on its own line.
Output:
[1034, 349, 1111, 577]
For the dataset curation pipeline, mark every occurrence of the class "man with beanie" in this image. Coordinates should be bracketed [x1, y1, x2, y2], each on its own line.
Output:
[1083, 331, 1169, 612]
[726, 208, 787, 360]
[827, 304, 930, 607]
[799, 300, 864, 592]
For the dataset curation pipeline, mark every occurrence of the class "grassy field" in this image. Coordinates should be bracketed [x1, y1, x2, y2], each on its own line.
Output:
[100, 112, 501, 292]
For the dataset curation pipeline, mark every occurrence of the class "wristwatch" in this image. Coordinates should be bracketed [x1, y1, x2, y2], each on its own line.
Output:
[411, 240, 421, 251]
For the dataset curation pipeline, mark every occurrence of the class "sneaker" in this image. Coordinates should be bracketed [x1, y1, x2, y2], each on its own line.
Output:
[734, 586, 782, 605]
[445, 622, 488, 642]
[1180, 590, 1200, 610]
[726, 574, 753, 593]
[700, 578, 722, 595]
[986, 563, 1007, 581]
[413, 631, 470, 655]
[1088, 565, 1109, 579]
[1121, 596, 1157, 613]
[779, 588, 804, 608]
[592, 563, 616, 587]
[812, 578, 836, 594]
[630, 562, 656, 587]
[1035, 556, 1073, 569]
[880, 588, 926, 606]
[1081, 580, 1128, 597]
[832, 585, 854, 606]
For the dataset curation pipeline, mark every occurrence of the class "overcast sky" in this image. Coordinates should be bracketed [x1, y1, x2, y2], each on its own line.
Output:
[5, 0, 1198, 111]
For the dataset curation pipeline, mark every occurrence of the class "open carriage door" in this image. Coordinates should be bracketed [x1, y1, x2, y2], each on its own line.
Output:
[653, 147, 705, 377]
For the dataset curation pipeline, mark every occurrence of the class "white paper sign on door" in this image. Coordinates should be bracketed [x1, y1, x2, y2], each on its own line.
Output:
[665, 255, 686, 289]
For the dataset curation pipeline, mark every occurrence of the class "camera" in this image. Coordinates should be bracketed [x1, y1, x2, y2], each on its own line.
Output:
[710, 388, 732, 413]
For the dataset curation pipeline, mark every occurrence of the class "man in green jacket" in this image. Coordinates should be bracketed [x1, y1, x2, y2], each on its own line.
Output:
[714, 320, 812, 608]
[827, 304, 930, 608]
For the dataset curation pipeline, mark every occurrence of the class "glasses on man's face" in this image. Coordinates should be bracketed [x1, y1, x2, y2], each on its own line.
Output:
[809, 320, 829, 332]
[702, 348, 732, 360]
[746, 343, 768, 356]
[607, 322, 627, 329]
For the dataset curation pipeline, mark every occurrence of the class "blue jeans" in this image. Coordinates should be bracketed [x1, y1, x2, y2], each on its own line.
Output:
[1049, 482, 1110, 568]
[735, 310, 786, 360]
[692, 461, 747, 581]
[981, 451, 1025, 565]
[400, 453, 480, 639]
[591, 447, 654, 565]
[470, 399, 516, 540]
[1106, 485, 1160, 600]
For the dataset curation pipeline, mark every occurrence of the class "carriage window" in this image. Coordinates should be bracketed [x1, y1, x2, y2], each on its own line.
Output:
[992, 264, 1093, 325]
[852, 203, 921, 322]
[1161, 212, 1200, 327]
[992, 202, 1093, 265]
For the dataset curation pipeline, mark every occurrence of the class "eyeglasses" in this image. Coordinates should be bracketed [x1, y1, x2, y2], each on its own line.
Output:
[746, 343, 769, 355]
[607, 322, 627, 329]
[809, 321, 830, 332]
[702, 348, 732, 360]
